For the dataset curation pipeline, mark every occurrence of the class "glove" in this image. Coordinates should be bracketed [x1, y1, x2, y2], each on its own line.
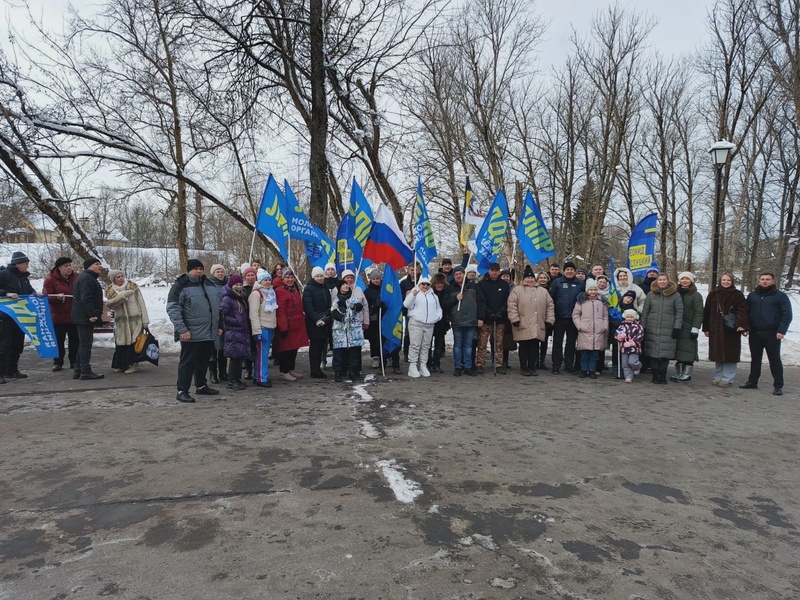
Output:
[280, 330, 288, 339]
[691, 332, 699, 339]
[512, 321, 520, 328]
[671, 328, 680, 339]
[352, 302, 363, 312]
[253, 334, 262, 341]
[337, 299, 346, 310]
[316, 319, 327, 327]
[545, 323, 553, 335]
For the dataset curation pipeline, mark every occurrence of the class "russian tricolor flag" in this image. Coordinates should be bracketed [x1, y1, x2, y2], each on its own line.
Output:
[363, 204, 414, 270]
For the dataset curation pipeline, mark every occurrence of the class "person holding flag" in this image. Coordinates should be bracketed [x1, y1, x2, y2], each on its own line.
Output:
[474, 190, 510, 274]
[379, 266, 405, 375]
[0, 252, 43, 383]
[413, 177, 437, 276]
[442, 266, 481, 376]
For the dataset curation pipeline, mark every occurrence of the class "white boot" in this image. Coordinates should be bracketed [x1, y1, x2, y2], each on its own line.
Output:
[419, 364, 431, 377]
[408, 364, 420, 378]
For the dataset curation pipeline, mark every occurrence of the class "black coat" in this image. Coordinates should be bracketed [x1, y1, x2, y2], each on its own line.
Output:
[302, 279, 332, 340]
[476, 276, 510, 323]
[746, 285, 792, 334]
[364, 282, 384, 323]
[71, 270, 103, 325]
[0, 265, 35, 297]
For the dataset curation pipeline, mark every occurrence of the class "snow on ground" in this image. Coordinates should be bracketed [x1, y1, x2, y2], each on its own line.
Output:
[375, 459, 423, 504]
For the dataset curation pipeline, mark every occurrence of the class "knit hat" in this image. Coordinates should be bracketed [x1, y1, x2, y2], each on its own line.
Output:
[585, 282, 599, 292]
[228, 274, 243, 286]
[368, 269, 382, 279]
[311, 266, 325, 278]
[523, 265, 535, 278]
[622, 309, 639, 320]
[10, 251, 29, 265]
[499, 269, 511, 278]
[210, 263, 225, 275]
[240, 262, 251, 274]
[646, 267, 660, 275]
[186, 258, 204, 272]
[418, 276, 431, 285]
[242, 267, 257, 278]
[453, 265, 465, 274]
[488, 262, 501, 271]
[282, 267, 295, 278]
[258, 272, 272, 283]
[678, 271, 696, 284]
[465, 264, 478, 274]
[622, 290, 637, 301]
[84, 257, 102, 270]
[108, 269, 124, 282]
[563, 261, 576, 270]
[54, 256, 72, 269]
[325, 263, 336, 272]
[341, 269, 355, 280]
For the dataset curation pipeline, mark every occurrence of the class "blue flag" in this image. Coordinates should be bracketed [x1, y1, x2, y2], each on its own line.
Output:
[413, 177, 437, 276]
[254, 174, 289, 260]
[607, 257, 623, 322]
[0, 295, 58, 359]
[474, 189, 510, 274]
[627, 213, 659, 277]
[516, 190, 556, 265]
[304, 227, 336, 269]
[379, 266, 404, 354]
[336, 178, 374, 272]
[283, 180, 336, 268]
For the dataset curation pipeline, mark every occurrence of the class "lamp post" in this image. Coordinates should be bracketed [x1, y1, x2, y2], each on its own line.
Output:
[708, 140, 736, 287]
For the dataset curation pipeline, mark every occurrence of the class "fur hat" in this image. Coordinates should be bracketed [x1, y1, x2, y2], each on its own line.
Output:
[10, 251, 29, 265]
[678, 271, 696, 284]
[431, 273, 447, 286]
[563, 261, 577, 270]
[228, 274, 243, 286]
[54, 256, 72, 269]
[341, 269, 355, 280]
[311, 266, 325, 278]
[622, 309, 639, 320]
[84, 257, 102, 270]
[523, 265, 535, 278]
[210, 263, 225, 275]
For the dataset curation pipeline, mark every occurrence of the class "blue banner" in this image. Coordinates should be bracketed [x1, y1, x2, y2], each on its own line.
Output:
[304, 227, 336, 270]
[413, 177, 437, 276]
[474, 189, 510, 274]
[255, 174, 289, 260]
[607, 257, 623, 321]
[379, 266, 404, 354]
[336, 178, 374, 272]
[0, 295, 58, 358]
[627, 213, 659, 277]
[516, 190, 556, 265]
[282, 179, 336, 269]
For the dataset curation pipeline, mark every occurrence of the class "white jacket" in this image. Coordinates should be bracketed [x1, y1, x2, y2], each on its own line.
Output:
[403, 288, 442, 324]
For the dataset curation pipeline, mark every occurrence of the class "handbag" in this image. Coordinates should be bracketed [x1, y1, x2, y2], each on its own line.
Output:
[135, 328, 160, 365]
[133, 328, 149, 354]
[718, 302, 737, 333]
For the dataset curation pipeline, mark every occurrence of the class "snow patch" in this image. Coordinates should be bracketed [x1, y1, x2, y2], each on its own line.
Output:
[352, 384, 373, 403]
[375, 459, 423, 503]
[359, 420, 381, 439]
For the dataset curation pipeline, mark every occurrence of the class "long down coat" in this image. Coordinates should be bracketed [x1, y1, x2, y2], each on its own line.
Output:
[674, 284, 704, 363]
[572, 293, 608, 351]
[220, 285, 251, 359]
[274, 281, 309, 353]
[640, 280, 684, 359]
[702, 284, 749, 363]
[507, 284, 555, 342]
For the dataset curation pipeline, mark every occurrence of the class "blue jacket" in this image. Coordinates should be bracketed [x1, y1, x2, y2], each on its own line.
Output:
[746, 285, 792, 334]
[549, 275, 585, 319]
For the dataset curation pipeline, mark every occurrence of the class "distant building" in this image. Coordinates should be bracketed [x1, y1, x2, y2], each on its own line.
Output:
[2, 215, 129, 247]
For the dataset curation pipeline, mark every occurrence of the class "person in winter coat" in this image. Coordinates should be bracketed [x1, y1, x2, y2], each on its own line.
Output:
[403, 276, 442, 378]
[572, 282, 608, 378]
[549, 261, 585, 374]
[273, 268, 308, 381]
[0, 251, 41, 383]
[507, 265, 555, 376]
[442, 266, 481, 376]
[363, 269, 385, 369]
[106, 269, 150, 374]
[400, 262, 422, 361]
[635, 268, 660, 296]
[427, 273, 450, 373]
[703, 273, 749, 387]
[536, 272, 554, 370]
[739, 272, 793, 396]
[475, 262, 511, 374]
[207, 264, 228, 384]
[499, 269, 517, 369]
[615, 309, 645, 383]
[613, 267, 646, 313]
[331, 279, 367, 382]
[248, 271, 277, 387]
[671, 271, 704, 382]
[640, 274, 684, 384]
[42, 256, 78, 372]
[303, 267, 333, 379]
[70, 257, 105, 381]
[220, 275, 251, 391]
[167, 259, 221, 402]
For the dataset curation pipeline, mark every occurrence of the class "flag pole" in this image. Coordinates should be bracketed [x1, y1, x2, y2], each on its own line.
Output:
[248, 227, 258, 264]
[456, 252, 474, 311]
[378, 305, 385, 378]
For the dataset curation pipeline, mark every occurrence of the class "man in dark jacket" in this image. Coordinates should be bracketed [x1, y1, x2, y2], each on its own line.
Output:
[71, 257, 105, 381]
[549, 261, 585, 374]
[426, 273, 450, 373]
[442, 266, 482, 376]
[42, 256, 78, 372]
[739, 272, 793, 396]
[0, 251, 40, 382]
[475, 262, 511, 374]
[303, 267, 332, 379]
[363, 269, 385, 368]
[167, 259, 221, 402]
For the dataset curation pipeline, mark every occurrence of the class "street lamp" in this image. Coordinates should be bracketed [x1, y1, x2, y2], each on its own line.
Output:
[708, 140, 736, 287]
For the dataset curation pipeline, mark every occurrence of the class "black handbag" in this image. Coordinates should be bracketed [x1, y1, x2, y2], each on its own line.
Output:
[718, 302, 737, 333]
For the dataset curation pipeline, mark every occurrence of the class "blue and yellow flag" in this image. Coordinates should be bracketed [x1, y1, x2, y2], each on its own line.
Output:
[474, 189, 510, 274]
[516, 190, 556, 265]
[283, 179, 335, 268]
[413, 177, 437, 276]
[0, 295, 58, 359]
[379, 266, 404, 354]
[255, 174, 289, 260]
[336, 178, 374, 272]
[607, 257, 623, 321]
[627, 213, 659, 277]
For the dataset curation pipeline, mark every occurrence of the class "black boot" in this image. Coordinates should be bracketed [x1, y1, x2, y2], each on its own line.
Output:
[652, 370, 660, 384]
[209, 362, 219, 384]
[659, 369, 669, 384]
[334, 372, 343, 383]
[218, 358, 228, 381]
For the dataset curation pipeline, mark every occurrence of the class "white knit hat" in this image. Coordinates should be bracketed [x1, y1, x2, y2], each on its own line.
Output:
[678, 271, 696, 284]
[311, 267, 325, 278]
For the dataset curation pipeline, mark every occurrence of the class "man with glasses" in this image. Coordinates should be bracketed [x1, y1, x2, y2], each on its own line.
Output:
[167, 259, 221, 403]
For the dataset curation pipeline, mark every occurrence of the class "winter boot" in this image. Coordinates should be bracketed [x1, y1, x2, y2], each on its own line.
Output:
[677, 364, 693, 382]
[334, 372, 343, 383]
[669, 362, 684, 382]
[209, 361, 219, 384]
[218, 359, 228, 381]
[652, 370, 660, 384]
[659, 369, 669, 384]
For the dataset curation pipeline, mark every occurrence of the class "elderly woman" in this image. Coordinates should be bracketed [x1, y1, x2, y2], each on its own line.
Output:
[207, 264, 228, 383]
[507, 266, 555, 376]
[220, 274, 251, 391]
[274, 268, 308, 381]
[640, 274, 684, 384]
[106, 270, 149, 374]
[703, 273, 749, 387]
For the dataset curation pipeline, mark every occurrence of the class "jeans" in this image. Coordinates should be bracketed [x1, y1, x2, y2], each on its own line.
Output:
[580, 350, 600, 372]
[333, 346, 363, 376]
[747, 330, 784, 388]
[452, 326, 476, 370]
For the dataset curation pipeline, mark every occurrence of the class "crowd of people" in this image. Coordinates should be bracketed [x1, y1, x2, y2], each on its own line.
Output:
[0, 251, 793, 403]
